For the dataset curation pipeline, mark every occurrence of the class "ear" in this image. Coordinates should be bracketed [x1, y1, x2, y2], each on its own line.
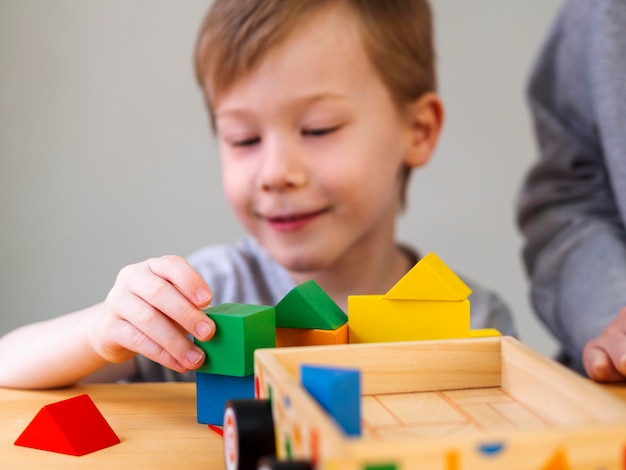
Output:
[403, 92, 445, 168]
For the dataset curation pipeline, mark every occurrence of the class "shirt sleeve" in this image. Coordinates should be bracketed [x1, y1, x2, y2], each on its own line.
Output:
[517, 0, 626, 373]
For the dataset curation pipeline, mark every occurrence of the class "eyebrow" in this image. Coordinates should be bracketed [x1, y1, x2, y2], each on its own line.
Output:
[215, 92, 349, 120]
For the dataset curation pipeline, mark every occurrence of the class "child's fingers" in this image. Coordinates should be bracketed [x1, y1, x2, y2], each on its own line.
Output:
[128, 264, 214, 342]
[117, 295, 207, 371]
[146, 255, 213, 307]
[93, 255, 215, 371]
[113, 318, 192, 373]
[114, 255, 215, 342]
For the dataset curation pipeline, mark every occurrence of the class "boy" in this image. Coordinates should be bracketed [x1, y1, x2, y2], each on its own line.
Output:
[0, 0, 515, 389]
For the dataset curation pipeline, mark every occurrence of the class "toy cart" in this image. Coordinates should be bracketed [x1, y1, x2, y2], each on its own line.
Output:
[223, 336, 626, 469]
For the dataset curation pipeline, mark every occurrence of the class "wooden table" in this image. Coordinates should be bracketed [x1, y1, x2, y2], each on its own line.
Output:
[2, 381, 626, 469]
[0, 382, 224, 469]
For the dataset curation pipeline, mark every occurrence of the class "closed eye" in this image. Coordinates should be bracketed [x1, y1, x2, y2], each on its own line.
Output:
[302, 126, 340, 137]
[231, 136, 261, 147]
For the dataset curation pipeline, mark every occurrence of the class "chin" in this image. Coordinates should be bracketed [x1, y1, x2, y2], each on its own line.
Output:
[269, 248, 328, 273]
[278, 255, 325, 273]
[257, 230, 339, 273]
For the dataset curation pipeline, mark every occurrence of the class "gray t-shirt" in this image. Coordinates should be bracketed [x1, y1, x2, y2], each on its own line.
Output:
[133, 236, 516, 382]
[517, 0, 626, 374]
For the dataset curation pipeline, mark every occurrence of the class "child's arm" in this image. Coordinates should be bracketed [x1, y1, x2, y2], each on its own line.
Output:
[583, 307, 626, 382]
[0, 255, 215, 389]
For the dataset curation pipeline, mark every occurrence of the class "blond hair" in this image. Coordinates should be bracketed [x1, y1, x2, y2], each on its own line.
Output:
[195, 0, 436, 208]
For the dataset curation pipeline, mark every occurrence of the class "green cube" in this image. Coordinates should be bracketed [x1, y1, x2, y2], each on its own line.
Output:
[195, 303, 276, 377]
[275, 280, 347, 330]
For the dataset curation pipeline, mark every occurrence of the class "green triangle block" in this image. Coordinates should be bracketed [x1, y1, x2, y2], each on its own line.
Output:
[275, 280, 347, 330]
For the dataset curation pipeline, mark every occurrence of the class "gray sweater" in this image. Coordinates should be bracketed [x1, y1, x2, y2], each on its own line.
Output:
[133, 236, 516, 382]
[517, 0, 626, 374]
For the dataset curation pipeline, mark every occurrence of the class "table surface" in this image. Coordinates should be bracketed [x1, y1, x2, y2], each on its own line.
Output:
[2, 381, 626, 469]
[1, 382, 224, 469]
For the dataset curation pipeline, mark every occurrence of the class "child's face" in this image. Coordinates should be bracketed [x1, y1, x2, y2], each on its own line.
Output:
[211, 4, 420, 274]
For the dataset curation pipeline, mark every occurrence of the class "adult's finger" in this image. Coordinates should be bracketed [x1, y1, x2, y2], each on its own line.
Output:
[583, 341, 626, 382]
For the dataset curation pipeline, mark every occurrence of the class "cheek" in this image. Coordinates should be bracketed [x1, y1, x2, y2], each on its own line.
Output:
[327, 151, 401, 202]
[220, 160, 250, 215]
[320, 167, 374, 214]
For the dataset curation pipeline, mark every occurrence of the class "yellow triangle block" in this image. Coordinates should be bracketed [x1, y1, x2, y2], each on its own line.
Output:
[384, 252, 472, 301]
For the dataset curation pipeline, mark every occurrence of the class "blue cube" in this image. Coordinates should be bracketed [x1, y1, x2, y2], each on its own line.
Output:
[196, 372, 254, 425]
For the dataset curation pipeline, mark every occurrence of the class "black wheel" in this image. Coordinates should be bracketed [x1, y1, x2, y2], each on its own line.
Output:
[223, 399, 276, 470]
[257, 457, 313, 470]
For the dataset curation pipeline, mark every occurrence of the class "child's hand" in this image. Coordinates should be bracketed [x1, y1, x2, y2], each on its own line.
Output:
[88, 255, 215, 373]
[583, 306, 626, 382]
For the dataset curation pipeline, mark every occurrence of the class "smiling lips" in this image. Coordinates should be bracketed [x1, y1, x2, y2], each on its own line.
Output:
[264, 208, 329, 232]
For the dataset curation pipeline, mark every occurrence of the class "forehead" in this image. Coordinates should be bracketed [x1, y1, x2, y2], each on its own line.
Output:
[211, 3, 373, 112]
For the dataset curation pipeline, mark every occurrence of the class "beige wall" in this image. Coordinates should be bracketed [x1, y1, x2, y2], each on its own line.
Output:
[0, 1, 563, 356]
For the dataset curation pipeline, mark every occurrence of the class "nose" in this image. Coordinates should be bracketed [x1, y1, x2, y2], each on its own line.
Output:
[258, 136, 307, 191]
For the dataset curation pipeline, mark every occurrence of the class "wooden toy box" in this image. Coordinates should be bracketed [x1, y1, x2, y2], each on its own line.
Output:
[254, 336, 626, 469]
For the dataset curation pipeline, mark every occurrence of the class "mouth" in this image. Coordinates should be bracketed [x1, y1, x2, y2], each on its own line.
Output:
[263, 208, 329, 232]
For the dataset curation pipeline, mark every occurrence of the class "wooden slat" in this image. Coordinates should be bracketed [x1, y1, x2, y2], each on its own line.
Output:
[492, 401, 549, 429]
[257, 337, 501, 395]
[361, 396, 398, 428]
[372, 422, 477, 441]
[501, 337, 626, 425]
[341, 422, 626, 470]
[442, 387, 512, 404]
[374, 392, 467, 425]
[460, 403, 516, 431]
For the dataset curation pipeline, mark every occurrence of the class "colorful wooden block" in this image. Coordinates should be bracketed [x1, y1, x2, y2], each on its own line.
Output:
[384, 252, 472, 301]
[195, 303, 276, 377]
[300, 364, 361, 436]
[276, 323, 349, 348]
[347, 296, 470, 343]
[539, 449, 570, 469]
[14, 394, 120, 456]
[346, 252, 496, 343]
[275, 280, 347, 330]
[468, 328, 502, 338]
[196, 372, 254, 425]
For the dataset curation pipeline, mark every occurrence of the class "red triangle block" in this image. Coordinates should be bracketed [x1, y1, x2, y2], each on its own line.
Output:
[14, 394, 120, 456]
